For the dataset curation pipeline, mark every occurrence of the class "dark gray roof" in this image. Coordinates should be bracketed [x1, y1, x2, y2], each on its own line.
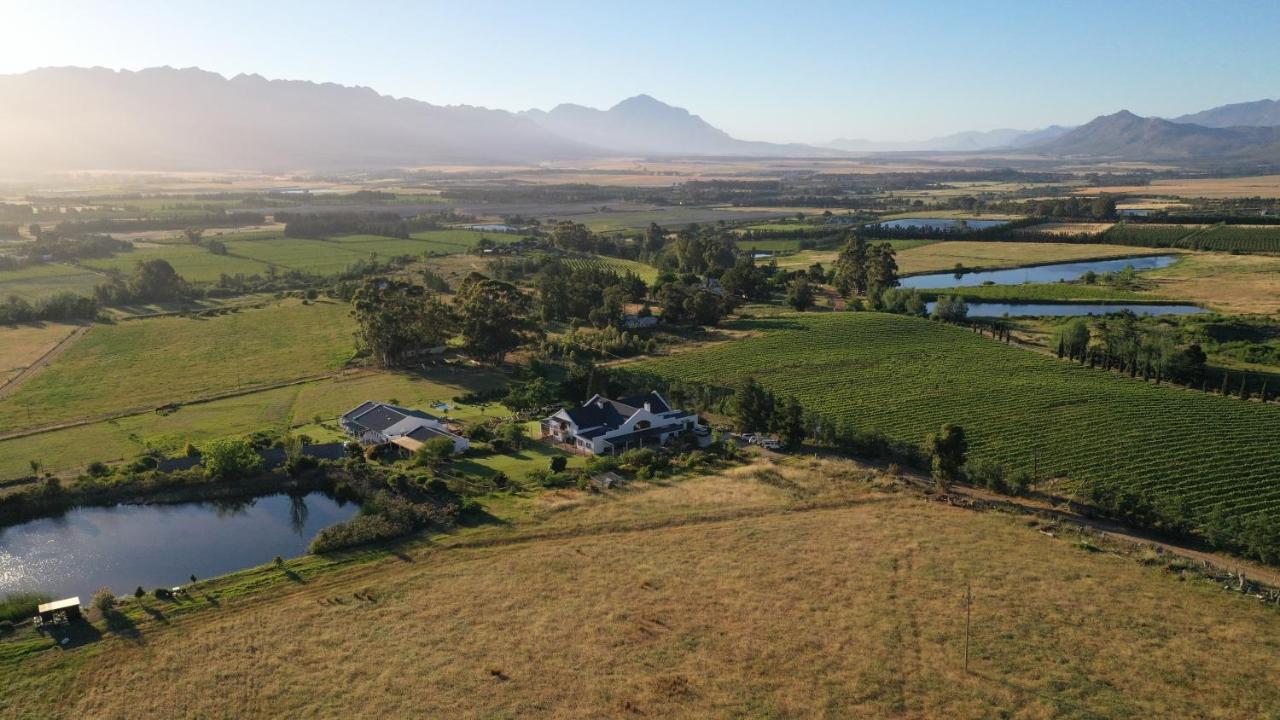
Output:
[564, 399, 632, 430]
[619, 391, 670, 414]
[404, 426, 455, 442]
[343, 402, 436, 434]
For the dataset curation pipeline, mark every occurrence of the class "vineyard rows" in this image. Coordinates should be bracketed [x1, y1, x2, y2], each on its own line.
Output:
[633, 312, 1280, 524]
[1103, 222, 1280, 253]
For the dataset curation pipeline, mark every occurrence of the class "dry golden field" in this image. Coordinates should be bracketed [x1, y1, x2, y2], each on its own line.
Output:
[5, 458, 1280, 720]
[0, 322, 81, 387]
[1145, 252, 1280, 314]
[1085, 174, 1280, 199]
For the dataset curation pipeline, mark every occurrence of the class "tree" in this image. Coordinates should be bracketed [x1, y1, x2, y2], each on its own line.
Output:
[778, 397, 806, 450]
[502, 377, 559, 413]
[1091, 194, 1117, 219]
[927, 424, 967, 492]
[930, 295, 968, 323]
[413, 436, 456, 467]
[202, 438, 262, 479]
[455, 277, 538, 364]
[833, 236, 869, 297]
[732, 377, 771, 432]
[720, 256, 766, 302]
[496, 422, 528, 450]
[129, 259, 190, 302]
[786, 276, 815, 311]
[351, 278, 455, 367]
[1053, 318, 1091, 362]
[866, 243, 900, 298]
[644, 222, 666, 253]
[549, 456, 568, 473]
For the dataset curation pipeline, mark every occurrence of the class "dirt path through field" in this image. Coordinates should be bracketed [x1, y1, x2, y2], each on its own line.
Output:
[0, 324, 89, 401]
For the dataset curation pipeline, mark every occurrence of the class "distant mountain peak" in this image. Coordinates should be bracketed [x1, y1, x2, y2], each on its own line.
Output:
[521, 94, 837, 157]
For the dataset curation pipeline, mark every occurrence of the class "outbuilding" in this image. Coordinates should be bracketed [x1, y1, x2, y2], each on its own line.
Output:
[36, 597, 82, 626]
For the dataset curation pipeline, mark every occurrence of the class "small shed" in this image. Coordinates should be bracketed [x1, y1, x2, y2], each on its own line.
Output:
[36, 597, 82, 625]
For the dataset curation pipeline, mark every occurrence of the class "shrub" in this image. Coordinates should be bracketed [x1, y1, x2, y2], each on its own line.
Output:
[549, 456, 568, 473]
[0, 620, 13, 635]
[202, 438, 261, 479]
[134, 587, 145, 598]
[0, 592, 51, 624]
[92, 587, 115, 614]
[413, 436, 456, 467]
[85, 461, 111, 478]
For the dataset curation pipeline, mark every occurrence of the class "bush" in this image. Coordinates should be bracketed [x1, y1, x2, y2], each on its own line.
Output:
[85, 461, 111, 478]
[549, 456, 568, 473]
[92, 587, 115, 614]
[413, 436, 456, 467]
[0, 620, 13, 635]
[0, 592, 51, 624]
[202, 438, 261, 479]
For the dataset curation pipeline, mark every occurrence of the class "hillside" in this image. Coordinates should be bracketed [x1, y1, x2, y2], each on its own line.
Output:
[5, 457, 1279, 719]
[0, 67, 596, 173]
[522, 94, 834, 156]
[1172, 98, 1280, 128]
[1032, 110, 1280, 160]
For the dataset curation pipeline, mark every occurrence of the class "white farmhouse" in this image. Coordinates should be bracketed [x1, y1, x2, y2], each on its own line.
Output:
[540, 391, 702, 455]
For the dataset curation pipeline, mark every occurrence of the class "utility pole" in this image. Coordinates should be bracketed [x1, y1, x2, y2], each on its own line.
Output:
[964, 582, 972, 674]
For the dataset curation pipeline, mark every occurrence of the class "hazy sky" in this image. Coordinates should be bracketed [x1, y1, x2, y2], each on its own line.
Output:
[3, 0, 1278, 144]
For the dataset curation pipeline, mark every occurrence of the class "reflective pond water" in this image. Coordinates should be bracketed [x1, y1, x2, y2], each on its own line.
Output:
[0, 492, 357, 601]
[901, 255, 1178, 289]
[926, 302, 1207, 318]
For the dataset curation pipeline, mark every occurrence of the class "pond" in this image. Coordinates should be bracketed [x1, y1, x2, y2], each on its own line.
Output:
[0, 492, 357, 601]
[877, 217, 1008, 232]
[927, 302, 1207, 318]
[901, 255, 1179, 289]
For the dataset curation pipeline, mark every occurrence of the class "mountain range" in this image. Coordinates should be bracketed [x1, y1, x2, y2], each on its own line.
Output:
[0, 66, 1278, 173]
[826, 126, 1072, 153]
[1030, 109, 1280, 161]
[521, 95, 834, 157]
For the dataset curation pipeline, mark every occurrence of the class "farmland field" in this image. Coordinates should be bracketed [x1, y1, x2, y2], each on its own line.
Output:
[0, 322, 82, 386]
[928, 282, 1165, 303]
[225, 237, 370, 275]
[778, 241, 1172, 274]
[0, 300, 357, 432]
[563, 255, 660, 283]
[0, 366, 507, 481]
[0, 263, 103, 301]
[80, 244, 271, 282]
[1145, 253, 1280, 314]
[628, 312, 1280, 528]
[6, 458, 1280, 719]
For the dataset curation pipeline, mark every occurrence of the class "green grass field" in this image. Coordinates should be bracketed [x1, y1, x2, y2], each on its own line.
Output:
[927, 283, 1169, 302]
[629, 312, 1280, 526]
[0, 264, 103, 301]
[0, 300, 357, 433]
[80, 245, 271, 282]
[0, 366, 509, 480]
[225, 238, 370, 275]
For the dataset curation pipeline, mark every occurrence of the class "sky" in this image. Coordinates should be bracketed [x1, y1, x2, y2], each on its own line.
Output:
[2, 0, 1278, 145]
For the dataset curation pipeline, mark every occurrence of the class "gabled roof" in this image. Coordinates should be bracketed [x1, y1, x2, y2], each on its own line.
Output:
[559, 392, 673, 432]
[619, 391, 670, 414]
[342, 402, 437, 434]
